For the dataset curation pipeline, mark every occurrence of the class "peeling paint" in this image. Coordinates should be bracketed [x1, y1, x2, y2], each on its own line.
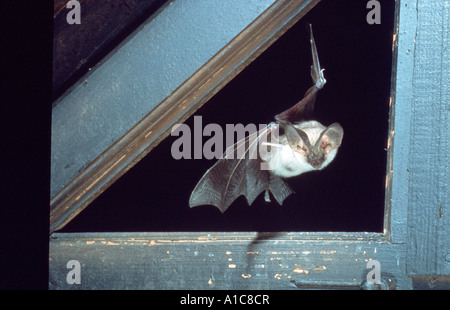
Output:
[101, 241, 119, 246]
[241, 274, 251, 279]
[270, 257, 281, 261]
[293, 266, 309, 274]
[320, 250, 337, 255]
[313, 265, 327, 272]
[228, 264, 236, 269]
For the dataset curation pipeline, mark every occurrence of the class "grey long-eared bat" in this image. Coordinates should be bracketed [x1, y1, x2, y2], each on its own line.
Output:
[189, 24, 344, 213]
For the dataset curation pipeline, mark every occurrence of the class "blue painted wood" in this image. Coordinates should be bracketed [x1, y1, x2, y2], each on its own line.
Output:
[48, 0, 450, 289]
[403, 0, 449, 276]
[387, 0, 416, 245]
[51, 0, 277, 198]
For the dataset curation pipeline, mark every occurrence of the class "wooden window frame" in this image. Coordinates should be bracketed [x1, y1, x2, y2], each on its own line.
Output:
[49, 0, 450, 290]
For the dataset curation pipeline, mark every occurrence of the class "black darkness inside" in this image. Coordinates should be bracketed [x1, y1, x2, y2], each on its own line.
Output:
[61, 1, 394, 233]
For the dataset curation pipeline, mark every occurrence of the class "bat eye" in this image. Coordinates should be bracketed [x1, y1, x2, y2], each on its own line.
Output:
[297, 145, 307, 152]
[321, 141, 329, 149]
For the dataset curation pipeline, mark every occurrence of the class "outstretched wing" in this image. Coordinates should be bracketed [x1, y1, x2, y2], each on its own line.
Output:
[189, 124, 293, 213]
[189, 24, 325, 213]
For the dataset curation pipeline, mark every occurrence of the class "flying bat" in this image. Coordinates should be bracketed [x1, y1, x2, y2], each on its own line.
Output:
[189, 24, 344, 213]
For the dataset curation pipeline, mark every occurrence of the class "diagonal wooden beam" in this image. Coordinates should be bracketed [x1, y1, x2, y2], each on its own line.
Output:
[50, 0, 321, 233]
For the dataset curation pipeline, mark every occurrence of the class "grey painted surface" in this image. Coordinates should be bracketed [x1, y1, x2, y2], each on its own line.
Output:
[404, 0, 449, 276]
[48, 0, 450, 289]
[49, 232, 409, 290]
[51, 0, 276, 197]
[388, 0, 416, 245]
[390, 0, 449, 276]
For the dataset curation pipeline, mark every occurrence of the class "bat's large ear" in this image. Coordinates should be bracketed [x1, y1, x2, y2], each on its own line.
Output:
[284, 122, 311, 153]
[316, 122, 344, 154]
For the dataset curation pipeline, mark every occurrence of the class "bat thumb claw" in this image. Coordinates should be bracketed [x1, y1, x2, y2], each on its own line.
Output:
[264, 190, 271, 203]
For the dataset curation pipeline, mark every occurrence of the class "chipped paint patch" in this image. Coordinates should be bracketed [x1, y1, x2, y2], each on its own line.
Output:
[293, 266, 309, 274]
[320, 250, 337, 255]
[101, 241, 119, 246]
[274, 273, 291, 280]
[208, 276, 214, 286]
[228, 264, 236, 269]
[313, 265, 327, 272]
[241, 274, 251, 279]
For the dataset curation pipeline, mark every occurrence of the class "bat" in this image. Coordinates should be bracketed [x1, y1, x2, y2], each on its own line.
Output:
[189, 24, 344, 213]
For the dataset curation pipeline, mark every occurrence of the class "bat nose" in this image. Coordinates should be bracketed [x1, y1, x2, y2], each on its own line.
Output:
[310, 160, 322, 168]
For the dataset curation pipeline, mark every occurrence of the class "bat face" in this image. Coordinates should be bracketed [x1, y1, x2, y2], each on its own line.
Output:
[265, 121, 343, 178]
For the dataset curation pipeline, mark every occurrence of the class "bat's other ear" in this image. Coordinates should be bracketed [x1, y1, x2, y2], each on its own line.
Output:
[319, 123, 344, 154]
[284, 122, 311, 152]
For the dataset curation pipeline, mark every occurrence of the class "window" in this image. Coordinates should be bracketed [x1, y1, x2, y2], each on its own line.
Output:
[50, 0, 449, 290]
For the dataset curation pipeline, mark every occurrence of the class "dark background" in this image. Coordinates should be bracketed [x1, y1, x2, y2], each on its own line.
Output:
[62, 0, 395, 233]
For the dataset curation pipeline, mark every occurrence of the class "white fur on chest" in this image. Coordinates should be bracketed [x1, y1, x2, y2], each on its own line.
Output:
[266, 144, 314, 177]
[263, 121, 338, 178]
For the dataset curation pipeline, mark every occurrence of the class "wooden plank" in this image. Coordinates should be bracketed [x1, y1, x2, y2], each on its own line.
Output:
[53, 0, 168, 100]
[384, 0, 411, 244]
[405, 0, 450, 277]
[49, 232, 411, 289]
[50, 0, 320, 232]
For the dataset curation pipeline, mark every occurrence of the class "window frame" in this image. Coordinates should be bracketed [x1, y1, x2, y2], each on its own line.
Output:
[49, 0, 450, 289]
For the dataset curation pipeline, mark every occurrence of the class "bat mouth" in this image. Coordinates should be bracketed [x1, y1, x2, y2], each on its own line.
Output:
[309, 159, 323, 169]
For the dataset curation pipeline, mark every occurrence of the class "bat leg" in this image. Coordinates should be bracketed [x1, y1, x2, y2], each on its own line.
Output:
[274, 24, 325, 122]
[309, 24, 326, 89]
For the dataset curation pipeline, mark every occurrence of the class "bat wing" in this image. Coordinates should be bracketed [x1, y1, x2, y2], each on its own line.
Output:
[275, 24, 326, 122]
[189, 24, 325, 212]
[189, 124, 294, 213]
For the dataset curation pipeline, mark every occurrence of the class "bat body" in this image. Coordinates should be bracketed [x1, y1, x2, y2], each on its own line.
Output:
[264, 121, 342, 178]
[189, 25, 343, 213]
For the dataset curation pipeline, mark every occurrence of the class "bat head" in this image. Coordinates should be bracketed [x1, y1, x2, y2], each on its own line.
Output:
[286, 121, 343, 171]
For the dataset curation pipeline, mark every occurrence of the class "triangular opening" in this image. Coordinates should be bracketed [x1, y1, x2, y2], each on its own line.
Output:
[60, 1, 394, 233]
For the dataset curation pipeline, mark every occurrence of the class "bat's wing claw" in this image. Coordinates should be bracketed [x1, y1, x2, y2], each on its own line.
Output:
[315, 69, 326, 89]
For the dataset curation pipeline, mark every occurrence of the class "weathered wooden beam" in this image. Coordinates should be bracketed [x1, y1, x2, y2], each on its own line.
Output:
[49, 232, 409, 289]
[53, 0, 168, 100]
[50, 0, 321, 232]
[403, 0, 450, 277]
